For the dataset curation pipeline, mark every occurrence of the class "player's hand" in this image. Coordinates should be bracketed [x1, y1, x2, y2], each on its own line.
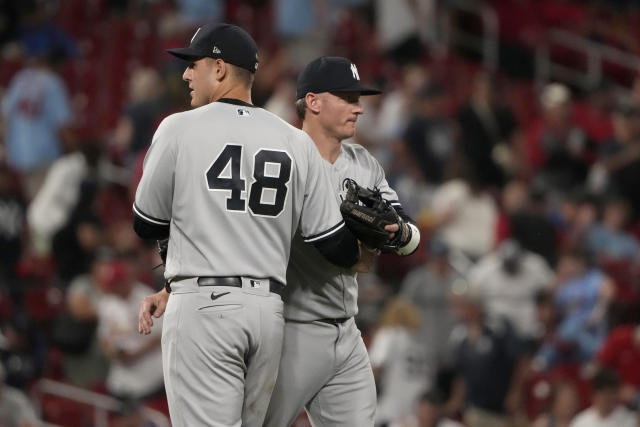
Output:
[138, 288, 170, 335]
[385, 222, 411, 245]
[384, 223, 399, 239]
[353, 242, 380, 273]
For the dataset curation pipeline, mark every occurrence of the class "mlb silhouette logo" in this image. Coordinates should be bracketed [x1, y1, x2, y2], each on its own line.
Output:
[237, 108, 251, 117]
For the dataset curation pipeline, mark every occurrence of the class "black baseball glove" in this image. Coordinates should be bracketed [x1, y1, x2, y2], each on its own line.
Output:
[340, 178, 408, 253]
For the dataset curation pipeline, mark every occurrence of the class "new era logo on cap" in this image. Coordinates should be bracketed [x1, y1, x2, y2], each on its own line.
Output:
[212, 46, 221, 54]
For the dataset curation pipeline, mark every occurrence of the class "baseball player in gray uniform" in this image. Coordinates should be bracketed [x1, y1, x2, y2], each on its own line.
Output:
[133, 26, 363, 427]
[264, 57, 421, 427]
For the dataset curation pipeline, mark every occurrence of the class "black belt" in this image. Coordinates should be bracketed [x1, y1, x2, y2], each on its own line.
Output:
[196, 276, 285, 296]
[317, 317, 350, 325]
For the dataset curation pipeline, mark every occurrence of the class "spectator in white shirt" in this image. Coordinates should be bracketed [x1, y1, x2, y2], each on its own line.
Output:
[96, 257, 164, 402]
[370, 298, 431, 426]
[468, 239, 553, 343]
[391, 390, 464, 427]
[571, 368, 638, 427]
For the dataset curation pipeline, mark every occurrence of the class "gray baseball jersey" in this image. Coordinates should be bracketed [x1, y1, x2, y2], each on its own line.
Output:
[134, 99, 345, 284]
[283, 142, 401, 321]
[266, 142, 401, 427]
[134, 98, 348, 427]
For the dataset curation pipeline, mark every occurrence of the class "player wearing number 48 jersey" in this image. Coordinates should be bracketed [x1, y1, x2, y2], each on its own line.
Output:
[264, 57, 421, 426]
[132, 24, 363, 427]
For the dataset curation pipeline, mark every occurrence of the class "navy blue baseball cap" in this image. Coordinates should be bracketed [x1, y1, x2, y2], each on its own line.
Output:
[296, 56, 381, 99]
[167, 23, 259, 73]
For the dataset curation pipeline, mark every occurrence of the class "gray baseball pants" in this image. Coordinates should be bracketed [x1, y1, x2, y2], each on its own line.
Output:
[264, 317, 376, 427]
[162, 277, 284, 427]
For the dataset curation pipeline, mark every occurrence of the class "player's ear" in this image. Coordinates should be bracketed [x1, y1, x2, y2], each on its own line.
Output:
[305, 93, 321, 114]
[214, 59, 227, 82]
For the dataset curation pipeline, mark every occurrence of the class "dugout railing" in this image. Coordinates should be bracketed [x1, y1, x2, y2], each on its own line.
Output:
[31, 378, 170, 427]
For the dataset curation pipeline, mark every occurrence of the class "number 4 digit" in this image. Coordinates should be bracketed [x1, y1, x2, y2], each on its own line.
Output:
[206, 144, 246, 211]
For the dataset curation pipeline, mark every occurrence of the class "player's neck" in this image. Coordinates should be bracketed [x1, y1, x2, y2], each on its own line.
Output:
[302, 121, 342, 164]
[211, 85, 252, 105]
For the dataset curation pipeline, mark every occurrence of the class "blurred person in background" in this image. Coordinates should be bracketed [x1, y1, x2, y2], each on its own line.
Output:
[0, 165, 25, 285]
[1, 45, 73, 200]
[374, 0, 431, 64]
[497, 179, 557, 266]
[0, 309, 47, 390]
[51, 252, 110, 388]
[379, 64, 430, 147]
[571, 82, 614, 146]
[96, 257, 163, 404]
[42, 138, 130, 282]
[535, 248, 615, 369]
[531, 290, 560, 365]
[456, 71, 519, 189]
[590, 103, 640, 221]
[401, 81, 455, 185]
[532, 381, 580, 427]
[594, 323, 640, 408]
[111, 68, 169, 166]
[445, 284, 528, 427]
[557, 191, 600, 253]
[369, 298, 431, 427]
[391, 390, 464, 427]
[468, 239, 553, 347]
[13, 0, 77, 59]
[525, 83, 589, 196]
[585, 197, 639, 262]
[0, 362, 40, 427]
[429, 168, 498, 261]
[274, 0, 327, 69]
[570, 368, 637, 427]
[27, 139, 111, 256]
[400, 238, 460, 370]
[264, 78, 297, 125]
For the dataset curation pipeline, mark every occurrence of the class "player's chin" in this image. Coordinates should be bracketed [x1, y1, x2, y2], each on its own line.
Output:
[190, 95, 204, 108]
[341, 124, 356, 139]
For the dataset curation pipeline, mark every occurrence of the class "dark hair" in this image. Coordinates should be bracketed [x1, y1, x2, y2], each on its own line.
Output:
[592, 368, 620, 392]
[230, 63, 254, 89]
[603, 195, 631, 212]
[534, 289, 553, 306]
[295, 98, 307, 121]
[419, 389, 446, 405]
[560, 246, 594, 267]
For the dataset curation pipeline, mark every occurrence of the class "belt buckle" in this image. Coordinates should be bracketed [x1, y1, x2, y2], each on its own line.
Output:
[249, 278, 265, 290]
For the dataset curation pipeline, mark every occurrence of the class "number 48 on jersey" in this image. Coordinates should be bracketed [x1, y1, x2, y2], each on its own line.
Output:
[206, 144, 292, 217]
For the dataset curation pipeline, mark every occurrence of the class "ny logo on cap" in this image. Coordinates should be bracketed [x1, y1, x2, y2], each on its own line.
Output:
[212, 46, 221, 54]
[350, 63, 360, 81]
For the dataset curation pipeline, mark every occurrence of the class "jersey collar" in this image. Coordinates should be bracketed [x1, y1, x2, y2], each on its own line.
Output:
[217, 98, 256, 107]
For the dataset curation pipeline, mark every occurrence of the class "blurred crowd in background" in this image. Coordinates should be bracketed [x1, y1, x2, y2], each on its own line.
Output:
[1, 0, 640, 426]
